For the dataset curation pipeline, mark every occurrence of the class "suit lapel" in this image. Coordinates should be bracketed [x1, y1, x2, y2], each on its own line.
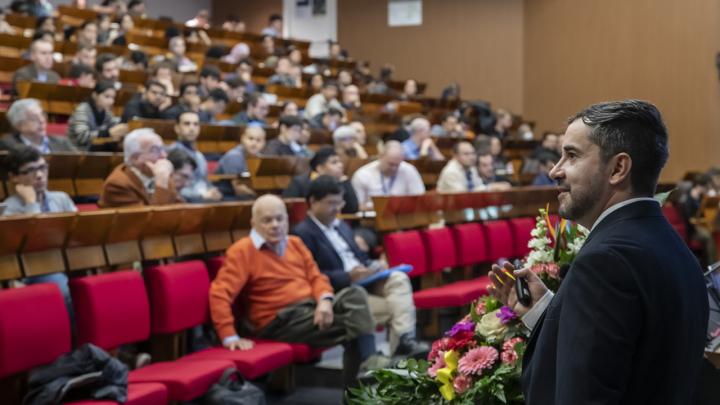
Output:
[122, 164, 152, 204]
[306, 218, 344, 266]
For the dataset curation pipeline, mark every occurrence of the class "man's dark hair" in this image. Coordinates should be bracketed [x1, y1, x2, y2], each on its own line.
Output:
[569, 99, 669, 196]
[167, 147, 197, 171]
[4, 145, 41, 175]
[269, 14, 282, 23]
[326, 107, 344, 118]
[452, 140, 473, 155]
[310, 146, 337, 172]
[246, 93, 262, 107]
[278, 114, 303, 130]
[129, 50, 148, 68]
[207, 88, 229, 104]
[68, 63, 96, 79]
[322, 80, 338, 90]
[200, 65, 221, 80]
[93, 80, 116, 95]
[35, 16, 52, 30]
[31, 30, 53, 42]
[224, 77, 245, 89]
[307, 175, 343, 203]
[179, 82, 199, 96]
[693, 173, 712, 188]
[176, 109, 199, 123]
[95, 52, 116, 72]
[128, 0, 144, 10]
[145, 80, 167, 93]
[535, 151, 558, 167]
[80, 20, 96, 30]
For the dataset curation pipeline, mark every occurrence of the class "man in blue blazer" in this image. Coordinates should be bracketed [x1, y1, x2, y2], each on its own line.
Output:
[292, 175, 428, 357]
[490, 100, 708, 405]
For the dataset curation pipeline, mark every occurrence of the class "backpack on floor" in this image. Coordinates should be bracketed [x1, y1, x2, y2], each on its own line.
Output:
[201, 368, 266, 405]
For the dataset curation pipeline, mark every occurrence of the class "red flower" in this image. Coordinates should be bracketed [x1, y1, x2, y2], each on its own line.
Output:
[446, 330, 476, 351]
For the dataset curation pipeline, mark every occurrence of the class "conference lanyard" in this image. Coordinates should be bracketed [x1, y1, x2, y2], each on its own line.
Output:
[380, 173, 397, 195]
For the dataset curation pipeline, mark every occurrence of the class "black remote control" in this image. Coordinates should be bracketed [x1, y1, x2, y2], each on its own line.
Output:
[513, 260, 532, 307]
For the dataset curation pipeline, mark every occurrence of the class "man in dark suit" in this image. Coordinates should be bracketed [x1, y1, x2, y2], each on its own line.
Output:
[292, 175, 427, 357]
[11, 38, 60, 95]
[0, 99, 75, 153]
[489, 100, 708, 405]
[282, 146, 359, 214]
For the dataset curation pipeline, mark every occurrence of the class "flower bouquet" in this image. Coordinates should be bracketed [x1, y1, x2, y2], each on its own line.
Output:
[348, 295, 527, 404]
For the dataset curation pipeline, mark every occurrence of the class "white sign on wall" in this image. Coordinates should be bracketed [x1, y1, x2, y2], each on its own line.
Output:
[388, 0, 422, 27]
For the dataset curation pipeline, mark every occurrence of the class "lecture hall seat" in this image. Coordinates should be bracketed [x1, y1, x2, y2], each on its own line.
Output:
[70, 271, 234, 402]
[143, 261, 295, 380]
[0, 283, 168, 405]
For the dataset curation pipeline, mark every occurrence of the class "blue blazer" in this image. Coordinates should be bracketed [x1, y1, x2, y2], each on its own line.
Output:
[522, 200, 708, 404]
[292, 217, 369, 291]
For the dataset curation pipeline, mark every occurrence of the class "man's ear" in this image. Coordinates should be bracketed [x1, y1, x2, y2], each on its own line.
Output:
[608, 152, 632, 186]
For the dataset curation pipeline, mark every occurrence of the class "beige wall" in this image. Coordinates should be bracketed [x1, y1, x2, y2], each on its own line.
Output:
[211, 0, 282, 34]
[524, 0, 720, 181]
[337, 0, 524, 113]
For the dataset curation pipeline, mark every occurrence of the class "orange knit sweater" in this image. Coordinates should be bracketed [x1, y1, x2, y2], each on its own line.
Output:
[209, 235, 333, 340]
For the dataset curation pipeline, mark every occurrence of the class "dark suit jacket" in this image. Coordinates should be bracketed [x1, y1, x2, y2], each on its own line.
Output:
[98, 164, 181, 208]
[0, 133, 77, 152]
[11, 64, 61, 95]
[292, 216, 369, 290]
[522, 200, 708, 405]
[282, 174, 359, 214]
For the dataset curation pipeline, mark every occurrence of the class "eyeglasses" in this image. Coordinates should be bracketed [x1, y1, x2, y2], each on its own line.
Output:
[17, 163, 48, 175]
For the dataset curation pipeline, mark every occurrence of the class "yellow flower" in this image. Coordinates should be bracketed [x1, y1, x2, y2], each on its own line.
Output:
[476, 310, 508, 340]
[436, 350, 459, 401]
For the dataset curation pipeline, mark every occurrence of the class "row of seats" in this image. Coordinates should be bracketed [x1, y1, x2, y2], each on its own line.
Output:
[383, 217, 552, 309]
[0, 259, 324, 403]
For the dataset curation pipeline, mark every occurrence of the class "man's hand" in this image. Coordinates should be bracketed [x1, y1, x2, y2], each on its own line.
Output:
[202, 187, 223, 201]
[349, 266, 377, 283]
[313, 299, 334, 330]
[232, 181, 256, 197]
[108, 123, 129, 141]
[489, 261, 548, 317]
[15, 183, 37, 205]
[146, 159, 173, 189]
[224, 337, 255, 351]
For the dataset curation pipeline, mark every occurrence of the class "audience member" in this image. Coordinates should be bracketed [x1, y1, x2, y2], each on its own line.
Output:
[151, 61, 176, 97]
[60, 63, 96, 88]
[293, 175, 427, 356]
[282, 146, 359, 213]
[308, 74, 324, 93]
[76, 20, 98, 47]
[224, 77, 247, 104]
[531, 153, 558, 186]
[216, 125, 266, 175]
[311, 107, 344, 131]
[183, 26, 211, 47]
[198, 88, 229, 123]
[262, 115, 304, 156]
[0, 8, 16, 35]
[122, 50, 148, 71]
[305, 81, 343, 120]
[167, 147, 197, 193]
[110, 13, 134, 46]
[99, 128, 180, 207]
[401, 117, 444, 160]
[437, 141, 485, 193]
[12, 39, 59, 94]
[430, 113, 465, 138]
[162, 82, 207, 121]
[72, 44, 97, 68]
[230, 59, 255, 94]
[679, 174, 716, 265]
[491, 108, 513, 139]
[352, 140, 425, 209]
[221, 15, 245, 33]
[477, 151, 511, 189]
[531, 132, 561, 160]
[209, 194, 389, 388]
[341, 84, 362, 113]
[1, 145, 74, 311]
[280, 101, 299, 117]
[329, 41, 346, 61]
[186, 9, 210, 29]
[198, 65, 222, 99]
[488, 136, 513, 181]
[121, 80, 171, 122]
[127, 0, 145, 17]
[233, 93, 269, 126]
[398, 79, 418, 100]
[333, 125, 368, 160]
[0, 99, 75, 152]
[349, 121, 368, 147]
[221, 43, 250, 65]
[95, 52, 120, 85]
[166, 111, 223, 202]
[67, 80, 128, 149]
[261, 14, 283, 38]
[95, 13, 112, 45]
[166, 36, 197, 73]
[268, 57, 298, 88]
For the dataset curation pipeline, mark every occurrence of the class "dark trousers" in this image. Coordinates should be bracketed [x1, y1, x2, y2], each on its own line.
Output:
[255, 286, 375, 386]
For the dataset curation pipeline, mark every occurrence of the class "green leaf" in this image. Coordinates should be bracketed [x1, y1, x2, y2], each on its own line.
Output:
[654, 189, 675, 205]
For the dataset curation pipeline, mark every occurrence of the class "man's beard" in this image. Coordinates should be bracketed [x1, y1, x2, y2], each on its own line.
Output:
[558, 174, 602, 221]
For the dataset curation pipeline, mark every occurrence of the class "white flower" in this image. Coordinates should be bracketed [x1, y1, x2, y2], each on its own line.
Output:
[476, 310, 508, 340]
[528, 237, 551, 250]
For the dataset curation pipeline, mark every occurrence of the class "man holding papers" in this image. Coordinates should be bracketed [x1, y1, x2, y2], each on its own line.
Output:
[293, 175, 428, 358]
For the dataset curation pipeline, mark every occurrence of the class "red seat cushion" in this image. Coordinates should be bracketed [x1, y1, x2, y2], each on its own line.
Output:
[412, 276, 491, 309]
[452, 223, 488, 266]
[384, 231, 427, 278]
[129, 360, 233, 401]
[0, 284, 71, 378]
[509, 217, 536, 258]
[287, 343, 326, 363]
[484, 220, 515, 261]
[70, 271, 151, 350]
[422, 227, 458, 272]
[65, 383, 168, 405]
[144, 261, 211, 334]
[76, 203, 100, 212]
[206, 160, 219, 174]
[46, 123, 68, 136]
[180, 341, 294, 380]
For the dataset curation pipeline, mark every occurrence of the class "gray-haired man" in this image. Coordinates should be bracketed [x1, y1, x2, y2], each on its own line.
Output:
[0, 99, 76, 153]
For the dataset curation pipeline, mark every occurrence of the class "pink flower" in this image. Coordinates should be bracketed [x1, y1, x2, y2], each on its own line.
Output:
[475, 301, 486, 316]
[546, 263, 560, 278]
[428, 337, 450, 362]
[458, 346, 498, 376]
[501, 337, 524, 365]
[453, 374, 472, 394]
[427, 352, 446, 378]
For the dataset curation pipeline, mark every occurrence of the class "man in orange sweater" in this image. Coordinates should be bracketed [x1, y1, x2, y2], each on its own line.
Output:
[209, 194, 389, 386]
